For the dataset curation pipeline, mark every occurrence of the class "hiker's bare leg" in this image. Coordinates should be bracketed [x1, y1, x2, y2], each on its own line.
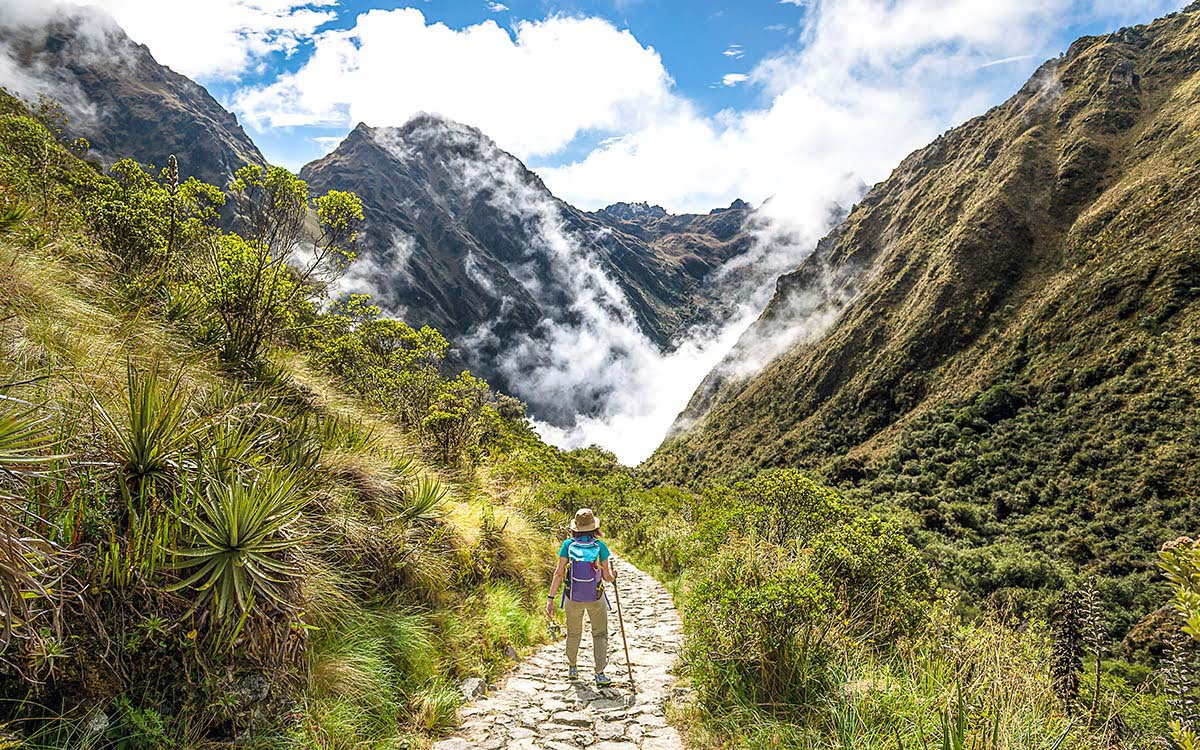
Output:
[587, 599, 608, 673]
[564, 600, 585, 667]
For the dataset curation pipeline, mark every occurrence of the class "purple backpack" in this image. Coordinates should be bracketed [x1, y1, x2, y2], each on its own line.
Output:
[566, 538, 602, 603]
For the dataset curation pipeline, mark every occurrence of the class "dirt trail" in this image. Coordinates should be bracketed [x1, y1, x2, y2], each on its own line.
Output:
[432, 556, 686, 749]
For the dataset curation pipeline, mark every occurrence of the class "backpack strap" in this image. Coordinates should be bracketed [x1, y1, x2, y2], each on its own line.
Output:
[560, 539, 573, 610]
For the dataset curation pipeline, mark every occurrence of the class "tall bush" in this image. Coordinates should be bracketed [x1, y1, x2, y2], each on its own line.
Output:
[685, 539, 838, 711]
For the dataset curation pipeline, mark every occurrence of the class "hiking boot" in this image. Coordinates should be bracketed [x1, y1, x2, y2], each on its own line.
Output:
[568, 665, 578, 680]
[595, 672, 612, 687]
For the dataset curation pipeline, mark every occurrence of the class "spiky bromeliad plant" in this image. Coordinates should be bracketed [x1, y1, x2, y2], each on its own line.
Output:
[94, 362, 199, 500]
[94, 362, 207, 585]
[169, 469, 308, 627]
[400, 475, 449, 525]
[0, 200, 29, 235]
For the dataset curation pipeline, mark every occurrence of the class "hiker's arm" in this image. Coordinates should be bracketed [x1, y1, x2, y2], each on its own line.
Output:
[549, 557, 568, 595]
[601, 558, 615, 582]
[546, 557, 568, 618]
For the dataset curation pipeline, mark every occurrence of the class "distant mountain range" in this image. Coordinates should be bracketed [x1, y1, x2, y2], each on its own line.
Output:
[300, 119, 753, 417]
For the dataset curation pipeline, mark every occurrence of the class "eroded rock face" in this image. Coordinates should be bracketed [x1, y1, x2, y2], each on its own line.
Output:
[0, 6, 265, 186]
[300, 116, 754, 421]
[1109, 58, 1139, 87]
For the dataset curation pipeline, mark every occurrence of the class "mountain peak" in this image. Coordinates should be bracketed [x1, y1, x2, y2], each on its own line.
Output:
[602, 201, 668, 221]
[0, 6, 264, 185]
[710, 199, 750, 214]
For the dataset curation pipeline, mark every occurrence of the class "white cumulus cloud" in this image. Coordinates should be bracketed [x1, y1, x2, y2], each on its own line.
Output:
[233, 9, 677, 160]
[22, 0, 339, 80]
[539, 0, 1184, 218]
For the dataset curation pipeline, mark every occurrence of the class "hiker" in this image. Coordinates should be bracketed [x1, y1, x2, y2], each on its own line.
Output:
[546, 508, 616, 687]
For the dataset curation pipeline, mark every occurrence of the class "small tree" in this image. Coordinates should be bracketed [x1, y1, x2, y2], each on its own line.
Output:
[734, 469, 849, 545]
[208, 165, 363, 364]
[200, 233, 309, 364]
[316, 294, 450, 424]
[0, 112, 91, 219]
[85, 158, 223, 278]
[421, 371, 491, 464]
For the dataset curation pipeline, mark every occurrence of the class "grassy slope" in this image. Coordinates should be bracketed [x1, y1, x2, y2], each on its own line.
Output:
[647, 7, 1200, 624]
[0, 89, 553, 748]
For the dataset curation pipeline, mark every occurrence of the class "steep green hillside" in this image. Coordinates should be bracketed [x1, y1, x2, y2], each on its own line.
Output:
[0, 89, 553, 748]
[648, 6, 1200, 620]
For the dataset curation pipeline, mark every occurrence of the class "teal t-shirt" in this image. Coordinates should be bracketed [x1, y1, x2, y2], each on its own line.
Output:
[559, 537, 610, 561]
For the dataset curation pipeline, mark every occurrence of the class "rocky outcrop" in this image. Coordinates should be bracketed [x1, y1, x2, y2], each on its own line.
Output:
[0, 6, 265, 186]
[599, 202, 668, 222]
[300, 116, 754, 413]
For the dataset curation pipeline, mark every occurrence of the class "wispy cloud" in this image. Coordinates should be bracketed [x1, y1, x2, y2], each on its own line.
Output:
[723, 43, 744, 58]
[234, 10, 676, 160]
[312, 135, 344, 152]
[978, 53, 1037, 68]
[486, 1, 509, 12]
[538, 0, 1183, 216]
[27, 0, 338, 81]
[721, 73, 748, 86]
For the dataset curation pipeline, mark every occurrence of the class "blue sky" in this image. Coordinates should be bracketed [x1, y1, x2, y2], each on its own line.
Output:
[72, 0, 1186, 212]
[197, 0, 817, 171]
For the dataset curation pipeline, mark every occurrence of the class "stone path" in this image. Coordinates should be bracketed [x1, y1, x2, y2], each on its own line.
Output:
[432, 557, 685, 749]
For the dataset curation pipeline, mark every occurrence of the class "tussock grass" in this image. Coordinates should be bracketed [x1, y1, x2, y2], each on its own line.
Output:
[674, 611, 1163, 750]
[304, 605, 462, 749]
[0, 104, 556, 749]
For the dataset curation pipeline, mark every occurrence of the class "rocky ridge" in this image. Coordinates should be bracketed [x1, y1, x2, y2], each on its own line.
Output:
[0, 5, 265, 186]
[301, 116, 753, 419]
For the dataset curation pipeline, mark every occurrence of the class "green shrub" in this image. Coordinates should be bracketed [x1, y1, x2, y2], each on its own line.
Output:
[809, 515, 936, 640]
[733, 469, 850, 545]
[685, 539, 839, 712]
[310, 294, 502, 466]
[84, 158, 222, 279]
[191, 165, 362, 366]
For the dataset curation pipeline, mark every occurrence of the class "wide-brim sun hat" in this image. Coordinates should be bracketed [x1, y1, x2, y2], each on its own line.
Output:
[570, 508, 599, 533]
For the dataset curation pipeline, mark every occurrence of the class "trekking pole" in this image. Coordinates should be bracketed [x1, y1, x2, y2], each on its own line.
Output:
[612, 563, 636, 692]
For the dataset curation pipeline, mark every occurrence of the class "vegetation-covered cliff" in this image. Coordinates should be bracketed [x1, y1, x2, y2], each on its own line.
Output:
[648, 4, 1200, 623]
